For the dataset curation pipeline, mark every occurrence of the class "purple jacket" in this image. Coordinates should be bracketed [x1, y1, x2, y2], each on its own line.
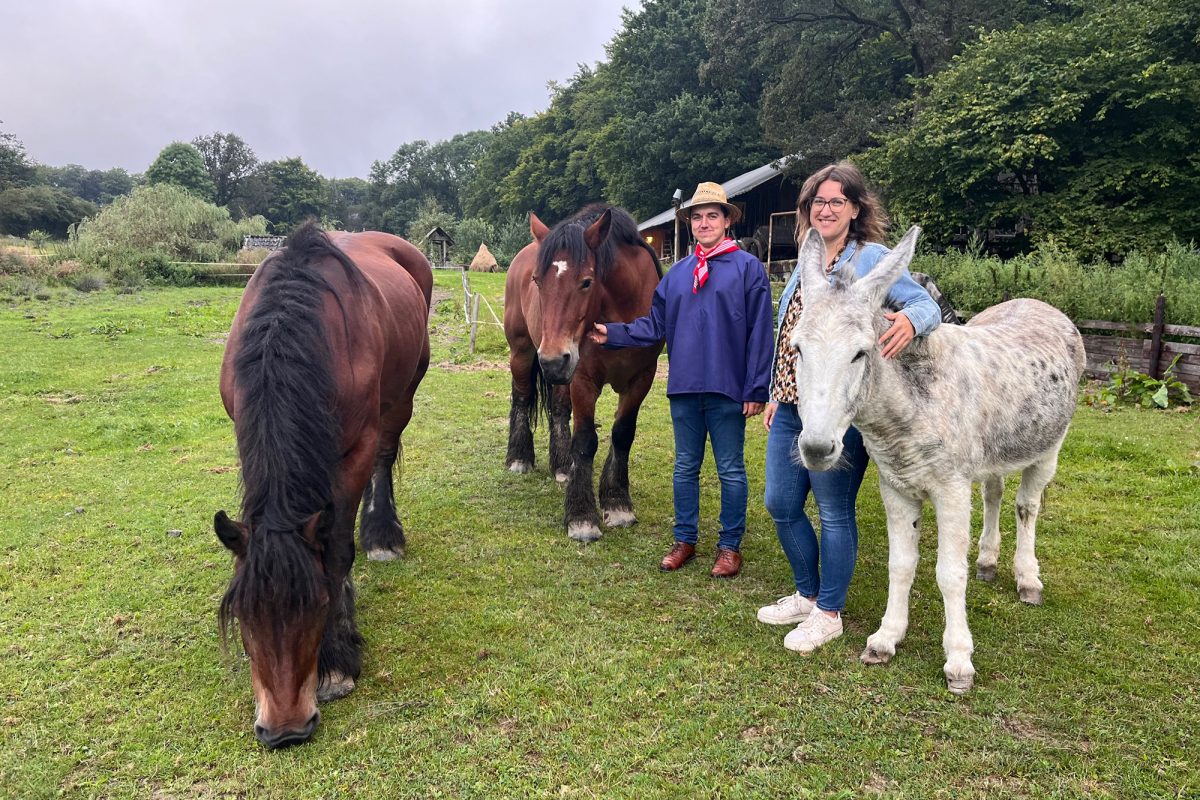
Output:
[603, 247, 774, 403]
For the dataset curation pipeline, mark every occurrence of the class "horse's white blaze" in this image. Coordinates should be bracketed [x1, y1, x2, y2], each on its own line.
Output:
[554, 260, 568, 278]
[792, 226, 1084, 693]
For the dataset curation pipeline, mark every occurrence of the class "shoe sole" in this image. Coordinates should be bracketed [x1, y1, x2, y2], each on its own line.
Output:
[783, 631, 843, 654]
[757, 612, 810, 626]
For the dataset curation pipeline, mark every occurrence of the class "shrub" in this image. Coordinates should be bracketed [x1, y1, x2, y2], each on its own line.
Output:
[71, 273, 106, 293]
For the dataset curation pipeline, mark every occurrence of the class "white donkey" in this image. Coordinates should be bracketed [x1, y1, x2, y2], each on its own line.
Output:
[790, 227, 1084, 693]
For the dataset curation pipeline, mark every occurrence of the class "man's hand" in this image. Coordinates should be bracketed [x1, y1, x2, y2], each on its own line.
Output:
[879, 312, 915, 359]
[589, 323, 608, 344]
[743, 401, 764, 418]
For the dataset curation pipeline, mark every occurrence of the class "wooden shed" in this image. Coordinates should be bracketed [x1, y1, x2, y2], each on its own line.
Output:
[423, 226, 455, 268]
[638, 157, 801, 278]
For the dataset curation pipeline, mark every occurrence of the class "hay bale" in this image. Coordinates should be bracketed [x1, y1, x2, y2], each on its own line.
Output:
[469, 243, 498, 272]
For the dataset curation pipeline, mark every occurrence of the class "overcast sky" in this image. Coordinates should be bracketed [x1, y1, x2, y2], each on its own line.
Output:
[2, 0, 639, 179]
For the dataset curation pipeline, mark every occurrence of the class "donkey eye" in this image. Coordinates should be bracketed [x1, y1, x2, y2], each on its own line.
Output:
[581, 278, 593, 290]
[852, 350, 867, 363]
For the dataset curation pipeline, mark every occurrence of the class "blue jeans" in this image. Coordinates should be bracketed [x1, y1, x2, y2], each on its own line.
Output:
[668, 393, 748, 551]
[763, 403, 869, 612]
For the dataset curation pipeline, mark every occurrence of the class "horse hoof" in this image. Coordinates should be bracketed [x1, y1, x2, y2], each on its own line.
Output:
[946, 675, 974, 694]
[366, 546, 404, 561]
[1018, 586, 1043, 605]
[554, 472, 569, 484]
[976, 564, 997, 582]
[602, 508, 637, 527]
[567, 522, 601, 542]
[860, 645, 893, 665]
[317, 672, 355, 703]
[508, 460, 533, 474]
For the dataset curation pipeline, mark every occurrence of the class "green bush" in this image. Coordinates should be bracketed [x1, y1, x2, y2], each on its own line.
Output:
[914, 240, 1200, 326]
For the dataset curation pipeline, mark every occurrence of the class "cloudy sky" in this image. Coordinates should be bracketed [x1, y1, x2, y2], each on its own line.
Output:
[2, 0, 638, 179]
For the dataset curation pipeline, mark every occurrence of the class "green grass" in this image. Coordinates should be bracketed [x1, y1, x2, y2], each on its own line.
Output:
[1, 274, 1197, 798]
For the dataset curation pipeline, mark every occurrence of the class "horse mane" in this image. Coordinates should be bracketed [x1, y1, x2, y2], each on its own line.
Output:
[220, 222, 364, 642]
[535, 204, 662, 280]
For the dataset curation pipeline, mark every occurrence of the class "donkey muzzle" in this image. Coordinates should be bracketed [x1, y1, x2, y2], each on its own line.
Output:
[798, 433, 842, 471]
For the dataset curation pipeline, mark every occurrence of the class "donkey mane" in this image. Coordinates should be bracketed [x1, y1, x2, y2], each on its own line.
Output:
[535, 203, 662, 280]
[221, 222, 364, 638]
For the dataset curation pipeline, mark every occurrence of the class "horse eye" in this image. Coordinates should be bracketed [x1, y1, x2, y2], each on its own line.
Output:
[852, 350, 867, 363]
[581, 278, 593, 290]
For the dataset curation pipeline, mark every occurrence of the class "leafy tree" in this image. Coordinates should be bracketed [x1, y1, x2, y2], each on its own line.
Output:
[145, 142, 216, 201]
[366, 131, 492, 234]
[703, 0, 1075, 173]
[253, 157, 327, 234]
[0, 185, 95, 237]
[69, 183, 266, 265]
[326, 177, 371, 231]
[39, 164, 133, 205]
[0, 126, 36, 190]
[461, 113, 538, 220]
[863, 0, 1200, 258]
[451, 217, 496, 263]
[191, 132, 258, 212]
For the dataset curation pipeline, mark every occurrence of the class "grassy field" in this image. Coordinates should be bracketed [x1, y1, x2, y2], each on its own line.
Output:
[0, 272, 1197, 799]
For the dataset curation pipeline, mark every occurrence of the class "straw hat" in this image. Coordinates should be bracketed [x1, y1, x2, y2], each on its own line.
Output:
[677, 181, 742, 223]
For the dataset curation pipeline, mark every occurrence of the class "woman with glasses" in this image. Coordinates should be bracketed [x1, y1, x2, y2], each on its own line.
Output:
[756, 161, 942, 653]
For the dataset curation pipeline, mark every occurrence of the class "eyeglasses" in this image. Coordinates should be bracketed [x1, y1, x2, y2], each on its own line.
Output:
[810, 197, 849, 211]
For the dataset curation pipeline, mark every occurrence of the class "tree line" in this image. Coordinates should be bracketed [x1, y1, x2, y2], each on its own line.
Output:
[3, 0, 1197, 264]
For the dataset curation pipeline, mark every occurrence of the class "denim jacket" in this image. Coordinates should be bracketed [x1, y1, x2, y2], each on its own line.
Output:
[771, 239, 941, 401]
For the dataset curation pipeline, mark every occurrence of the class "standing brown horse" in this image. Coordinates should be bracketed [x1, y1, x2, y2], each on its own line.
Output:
[214, 223, 431, 747]
[504, 204, 663, 541]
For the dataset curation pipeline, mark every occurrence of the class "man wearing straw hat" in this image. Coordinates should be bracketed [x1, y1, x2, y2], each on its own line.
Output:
[591, 182, 773, 578]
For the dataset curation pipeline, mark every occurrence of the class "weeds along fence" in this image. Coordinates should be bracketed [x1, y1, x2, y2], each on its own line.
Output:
[1075, 295, 1200, 391]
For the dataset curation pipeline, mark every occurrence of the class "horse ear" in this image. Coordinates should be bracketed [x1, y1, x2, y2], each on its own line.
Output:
[214, 510, 247, 556]
[583, 208, 613, 251]
[854, 226, 921, 308]
[797, 228, 828, 307]
[530, 212, 550, 243]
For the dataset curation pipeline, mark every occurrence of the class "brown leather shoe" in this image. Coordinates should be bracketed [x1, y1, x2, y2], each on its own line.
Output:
[711, 547, 743, 578]
[659, 541, 696, 571]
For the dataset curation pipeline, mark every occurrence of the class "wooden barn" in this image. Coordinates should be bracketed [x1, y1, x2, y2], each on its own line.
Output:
[638, 158, 801, 277]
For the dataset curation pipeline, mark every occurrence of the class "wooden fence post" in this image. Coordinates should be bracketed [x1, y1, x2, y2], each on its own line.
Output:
[1148, 293, 1167, 379]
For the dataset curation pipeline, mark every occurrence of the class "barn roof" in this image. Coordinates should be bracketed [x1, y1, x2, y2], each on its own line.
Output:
[638, 157, 795, 231]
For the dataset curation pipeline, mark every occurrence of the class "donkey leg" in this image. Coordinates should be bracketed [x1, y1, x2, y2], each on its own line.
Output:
[564, 381, 602, 542]
[863, 478, 923, 665]
[359, 437, 406, 560]
[976, 475, 1004, 582]
[932, 482, 976, 694]
[506, 347, 537, 473]
[548, 384, 572, 484]
[1014, 443, 1062, 605]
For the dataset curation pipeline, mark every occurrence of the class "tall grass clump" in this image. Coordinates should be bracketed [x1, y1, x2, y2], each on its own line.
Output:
[62, 184, 268, 285]
[913, 239, 1200, 325]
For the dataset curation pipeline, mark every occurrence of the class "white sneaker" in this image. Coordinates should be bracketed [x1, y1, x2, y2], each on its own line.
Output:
[783, 608, 843, 653]
[756, 592, 815, 626]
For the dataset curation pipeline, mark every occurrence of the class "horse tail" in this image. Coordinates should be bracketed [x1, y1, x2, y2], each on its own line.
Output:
[233, 222, 358, 531]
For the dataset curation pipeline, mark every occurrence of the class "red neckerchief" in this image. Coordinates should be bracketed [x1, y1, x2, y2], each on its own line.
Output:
[693, 237, 738, 294]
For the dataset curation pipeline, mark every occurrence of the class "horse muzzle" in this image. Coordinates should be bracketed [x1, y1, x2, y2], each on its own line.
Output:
[798, 432, 843, 472]
[255, 709, 320, 749]
[538, 350, 579, 384]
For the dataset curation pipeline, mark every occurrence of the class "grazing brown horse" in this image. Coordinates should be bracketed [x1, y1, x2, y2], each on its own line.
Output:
[504, 204, 663, 541]
[214, 223, 431, 748]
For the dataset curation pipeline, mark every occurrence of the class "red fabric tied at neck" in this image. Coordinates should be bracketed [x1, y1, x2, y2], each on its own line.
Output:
[692, 237, 738, 294]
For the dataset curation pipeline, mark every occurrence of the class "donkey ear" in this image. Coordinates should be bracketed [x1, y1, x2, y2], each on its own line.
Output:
[854, 226, 921, 308]
[530, 212, 550, 243]
[797, 228, 829, 307]
[584, 208, 613, 251]
[214, 510, 248, 556]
